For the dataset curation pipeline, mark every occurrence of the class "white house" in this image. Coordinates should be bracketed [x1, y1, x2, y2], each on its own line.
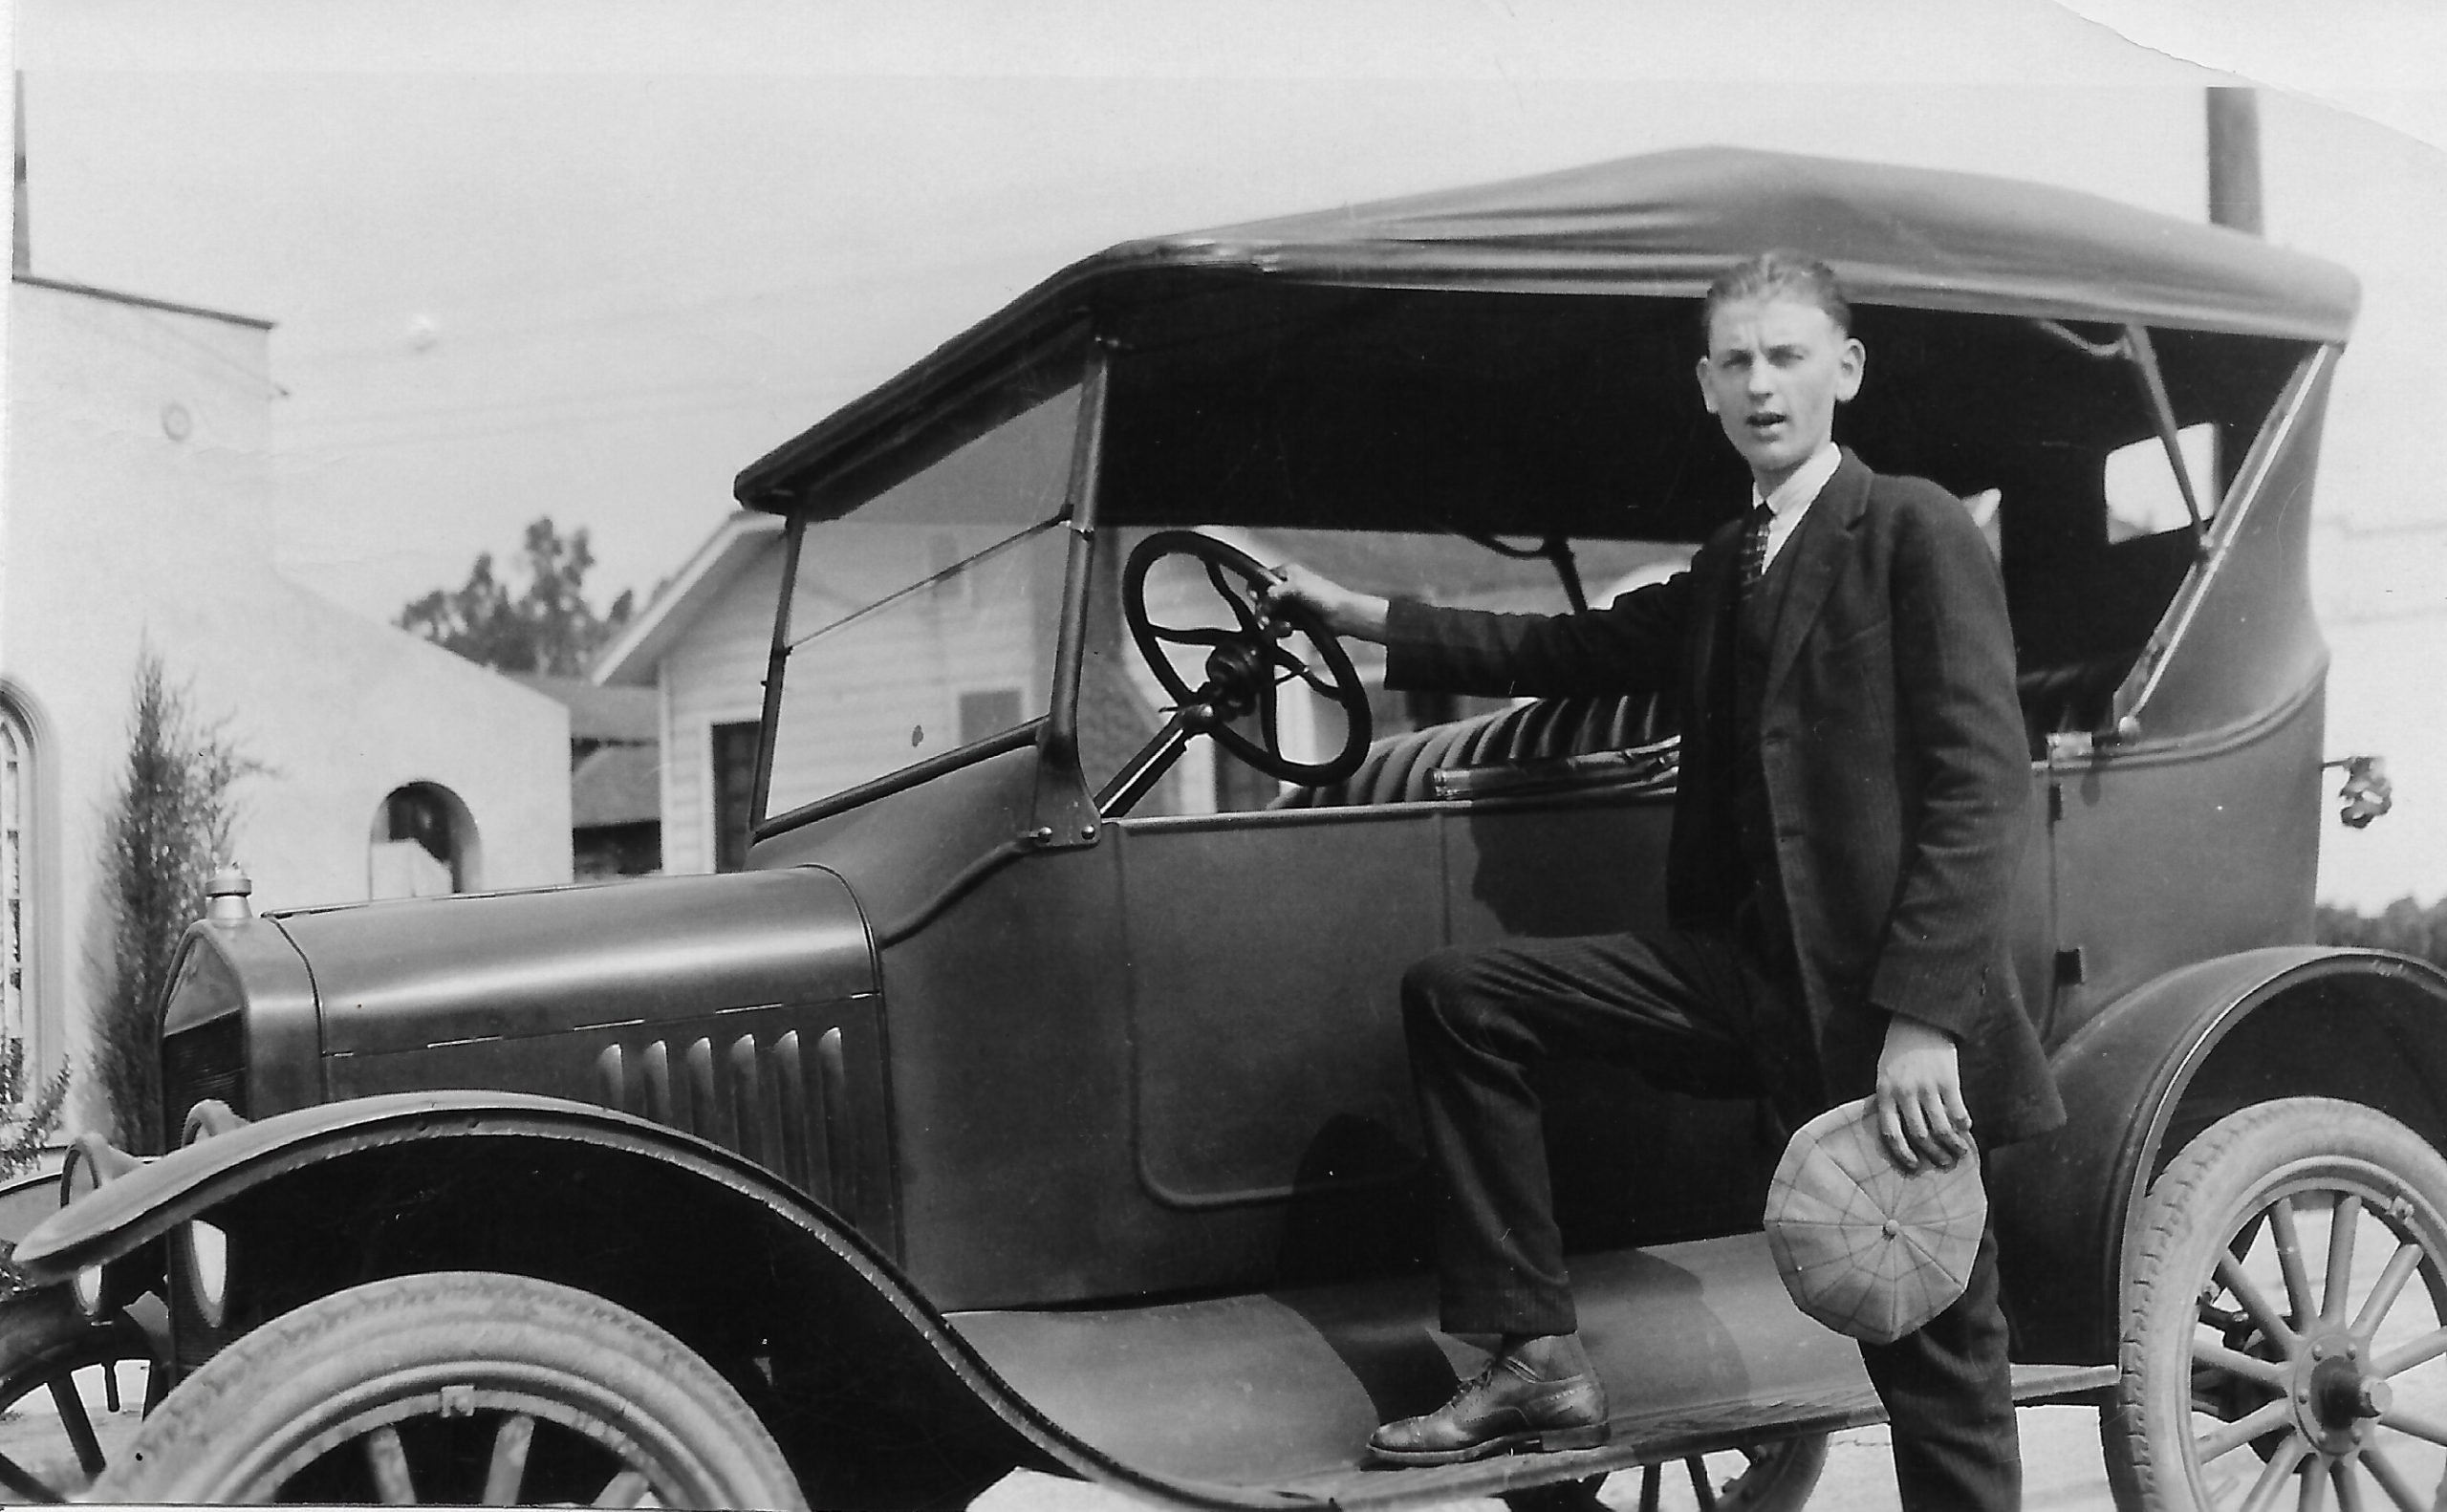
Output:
[0, 273, 572, 1113]
[594, 511, 1413, 870]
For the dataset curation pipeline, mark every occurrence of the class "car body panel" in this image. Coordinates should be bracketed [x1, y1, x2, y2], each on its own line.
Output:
[1994, 947, 2447, 1362]
[277, 868, 875, 1058]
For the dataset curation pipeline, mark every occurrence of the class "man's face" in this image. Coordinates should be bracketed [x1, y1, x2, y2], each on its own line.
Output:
[1696, 294, 1865, 492]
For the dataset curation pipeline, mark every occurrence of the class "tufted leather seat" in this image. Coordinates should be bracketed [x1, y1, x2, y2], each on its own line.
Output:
[1273, 691, 1680, 809]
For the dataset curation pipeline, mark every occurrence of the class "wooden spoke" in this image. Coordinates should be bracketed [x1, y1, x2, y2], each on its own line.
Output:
[2372, 1324, 2447, 1380]
[1684, 1455, 1718, 1511]
[363, 1424, 417, 1504]
[2354, 1444, 2429, 1512]
[2352, 1243, 2426, 1339]
[2220, 1251, 2304, 1350]
[2374, 1406, 2447, 1448]
[0, 1447, 59, 1502]
[2326, 1195, 2365, 1325]
[1637, 1463, 1661, 1512]
[482, 1412, 537, 1505]
[2297, 1453, 2331, 1512]
[2331, 1454, 2366, 1512]
[2271, 1196, 2318, 1329]
[2239, 1436, 2309, 1512]
[48, 1372, 104, 1477]
[2198, 1397, 2298, 1462]
[2197, 1338, 2289, 1386]
[594, 1467, 652, 1507]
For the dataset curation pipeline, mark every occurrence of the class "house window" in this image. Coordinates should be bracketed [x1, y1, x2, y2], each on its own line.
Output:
[957, 688, 1025, 746]
[0, 707, 28, 1048]
[369, 783, 479, 897]
[712, 722, 760, 874]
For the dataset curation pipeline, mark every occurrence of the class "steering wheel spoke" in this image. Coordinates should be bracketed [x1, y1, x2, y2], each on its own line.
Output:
[1145, 622, 1243, 650]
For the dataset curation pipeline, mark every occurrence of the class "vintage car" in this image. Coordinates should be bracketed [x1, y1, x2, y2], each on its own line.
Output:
[0, 146, 2425, 1512]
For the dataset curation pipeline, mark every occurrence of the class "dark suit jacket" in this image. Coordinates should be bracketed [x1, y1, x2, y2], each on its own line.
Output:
[1382, 450, 2065, 1145]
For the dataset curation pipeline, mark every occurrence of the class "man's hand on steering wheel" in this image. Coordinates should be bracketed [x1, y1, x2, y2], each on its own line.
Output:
[1259, 563, 1391, 644]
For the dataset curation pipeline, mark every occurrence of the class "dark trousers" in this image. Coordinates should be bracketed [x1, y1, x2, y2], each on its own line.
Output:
[1400, 928, 2021, 1512]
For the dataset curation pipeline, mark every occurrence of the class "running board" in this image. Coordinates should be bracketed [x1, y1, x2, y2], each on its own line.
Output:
[1276, 1361, 2117, 1510]
[951, 1231, 2117, 1509]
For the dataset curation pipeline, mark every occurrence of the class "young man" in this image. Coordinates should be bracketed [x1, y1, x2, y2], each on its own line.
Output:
[1263, 251, 2063, 1510]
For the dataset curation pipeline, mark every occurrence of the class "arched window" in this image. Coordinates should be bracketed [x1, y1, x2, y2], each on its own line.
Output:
[368, 783, 482, 898]
[0, 705, 27, 1048]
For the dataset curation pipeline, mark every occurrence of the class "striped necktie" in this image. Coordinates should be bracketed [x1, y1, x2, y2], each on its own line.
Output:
[1740, 503, 1774, 588]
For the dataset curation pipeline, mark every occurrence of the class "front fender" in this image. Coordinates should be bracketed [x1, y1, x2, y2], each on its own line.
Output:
[1995, 946, 2447, 1363]
[19, 1091, 861, 1277]
[10, 1091, 1348, 1511]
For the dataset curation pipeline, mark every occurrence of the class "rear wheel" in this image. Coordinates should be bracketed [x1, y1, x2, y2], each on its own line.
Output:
[2104, 1096, 2447, 1510]
[93, 1270, 806, 1508]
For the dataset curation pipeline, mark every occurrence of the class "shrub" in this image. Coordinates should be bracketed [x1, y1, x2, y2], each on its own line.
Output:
[91, 651, 258, 1155]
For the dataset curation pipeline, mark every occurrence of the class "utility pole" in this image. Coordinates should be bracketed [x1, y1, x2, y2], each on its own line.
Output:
[2207, 86, 2263, 236]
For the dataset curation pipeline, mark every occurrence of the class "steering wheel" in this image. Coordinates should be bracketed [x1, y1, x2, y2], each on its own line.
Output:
[1120, 530, 1373, 788]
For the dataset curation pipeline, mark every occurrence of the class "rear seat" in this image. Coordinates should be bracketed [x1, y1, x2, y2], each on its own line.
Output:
[1274, 639, 2147, 811]
[1273, 692, 1680, 809]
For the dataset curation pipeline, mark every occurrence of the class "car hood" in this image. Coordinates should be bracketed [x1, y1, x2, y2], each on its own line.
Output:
[268, 867, 876, 1058]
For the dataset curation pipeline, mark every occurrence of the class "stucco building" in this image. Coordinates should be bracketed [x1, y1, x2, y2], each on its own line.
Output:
[0, 273, 572, 1115]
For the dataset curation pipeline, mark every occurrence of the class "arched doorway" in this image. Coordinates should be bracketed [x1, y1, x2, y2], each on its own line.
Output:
[368, 783, 480, 898]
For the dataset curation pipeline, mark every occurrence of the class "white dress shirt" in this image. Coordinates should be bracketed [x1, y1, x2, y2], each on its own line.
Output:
[1751, 442, 1843, 574]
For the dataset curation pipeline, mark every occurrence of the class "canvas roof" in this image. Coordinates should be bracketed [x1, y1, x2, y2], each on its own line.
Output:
[738, 146, 2357, 510]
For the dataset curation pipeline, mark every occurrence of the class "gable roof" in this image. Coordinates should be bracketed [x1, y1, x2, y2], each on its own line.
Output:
[572, 742, 660, 828]
[503, 673, 657, 742]
[590, 510, 783, 686]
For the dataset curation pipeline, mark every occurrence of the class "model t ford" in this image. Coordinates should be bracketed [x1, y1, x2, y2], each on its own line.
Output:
[0, 147, 2428, 1511]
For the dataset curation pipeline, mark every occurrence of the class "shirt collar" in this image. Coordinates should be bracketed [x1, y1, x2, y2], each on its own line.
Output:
[1751, 441, 1843, 520]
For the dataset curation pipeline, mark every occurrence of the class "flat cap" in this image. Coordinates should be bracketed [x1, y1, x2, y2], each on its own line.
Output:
[1763, 1096, 1986, 1345]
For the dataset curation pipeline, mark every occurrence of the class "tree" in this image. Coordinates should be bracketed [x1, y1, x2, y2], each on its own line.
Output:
[2316, 896, 2447, 967]
[397, 516, 638, 677]
[92, 650, 259, 1155]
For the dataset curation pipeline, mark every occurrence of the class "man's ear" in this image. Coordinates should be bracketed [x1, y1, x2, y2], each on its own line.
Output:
[1696, 356, 1719, 414]
[1835, 338, 1866, 403]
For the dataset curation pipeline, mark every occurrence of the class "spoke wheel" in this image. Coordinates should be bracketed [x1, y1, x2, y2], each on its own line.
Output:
[0, 1286, 160, 1501]
[2105, 1097, 2447, 1511]
[94, 1271, 805, 1508]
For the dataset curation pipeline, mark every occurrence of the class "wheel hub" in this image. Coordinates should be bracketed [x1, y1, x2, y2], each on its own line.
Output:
[2288, 1331, 2388, 1453]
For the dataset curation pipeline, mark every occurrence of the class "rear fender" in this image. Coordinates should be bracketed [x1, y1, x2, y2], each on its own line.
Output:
[1995, 947, 2447, 1363]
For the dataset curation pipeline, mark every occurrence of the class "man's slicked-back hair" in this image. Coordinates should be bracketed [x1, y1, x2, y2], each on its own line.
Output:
[1700, 250, 1852, 344]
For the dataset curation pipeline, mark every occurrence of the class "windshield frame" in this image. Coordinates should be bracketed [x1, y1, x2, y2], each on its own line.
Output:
[750, 334, 1107, 845]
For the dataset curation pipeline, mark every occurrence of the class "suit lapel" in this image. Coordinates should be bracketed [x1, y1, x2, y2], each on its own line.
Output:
[1687, 517, 1742, 717]
[1761, 451, 1870, 708]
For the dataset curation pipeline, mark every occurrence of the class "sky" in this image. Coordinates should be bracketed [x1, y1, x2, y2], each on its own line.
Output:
[6, 0, 2447, 906]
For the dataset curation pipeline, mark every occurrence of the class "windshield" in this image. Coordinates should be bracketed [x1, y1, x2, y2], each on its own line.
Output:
[766, 378, 1081, 818]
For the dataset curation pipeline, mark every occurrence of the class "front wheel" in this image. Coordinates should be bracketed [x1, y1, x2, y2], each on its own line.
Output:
[93, 1270, 806, 1508]
[2105, 1096, 2447, 1510]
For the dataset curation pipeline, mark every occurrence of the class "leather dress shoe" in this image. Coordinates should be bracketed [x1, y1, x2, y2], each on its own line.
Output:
[1367, 1349, 1609, 1466]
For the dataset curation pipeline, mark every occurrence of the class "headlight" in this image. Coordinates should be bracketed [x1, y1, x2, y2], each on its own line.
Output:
[178, 1219, 231, 1328]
